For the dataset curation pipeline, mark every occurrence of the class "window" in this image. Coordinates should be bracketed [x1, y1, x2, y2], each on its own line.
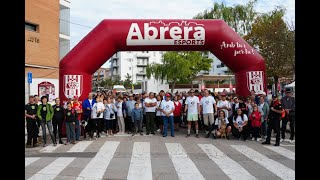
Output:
[137, 59, 141, 65]
[129, 67, 132, 70]
[153, 52, 156, 56]
[25, 22, 38, 32]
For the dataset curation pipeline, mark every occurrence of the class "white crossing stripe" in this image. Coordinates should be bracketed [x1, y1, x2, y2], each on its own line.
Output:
[27, 157, 75, 180]
[40, 144, 62, 153]
[264, 146, 295, 160]
[198, 144, 256, 180]
[67, 141, 93, 152]
[127, 142, 152, 180]
[25, 157, 40, 167]
[76, 141, 120, 180]
[165, 143, 205, 180]
[231, 145, 295, 180]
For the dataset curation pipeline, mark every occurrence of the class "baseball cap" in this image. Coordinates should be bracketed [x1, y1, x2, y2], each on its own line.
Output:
[272, 94, 277, 98]
[189, 89, 195, 93]
[233, 96, 238, 100]
[165, 93, 171, 97]
[221, 93, 226, 96]
[128, 93, 133, 96]
[285, 88, 292, 93]
[74, 96, 78, 99]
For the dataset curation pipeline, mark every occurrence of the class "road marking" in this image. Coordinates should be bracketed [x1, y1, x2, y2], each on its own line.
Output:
[231, 145, 295, 180]
[25, 157, 40, 167]
[40, 144, 62, 153]
[114, 134, 132, 137]
[67, 141, 93, 152]
[127, 142, 152, 180]
[76, 141, 120, 180]
[165, 143, 205, 180]
[27, 157, 75, 180]
[198, 144, 256, 180]
[280, 144, 295, 147]
[264, 146, 295, 160]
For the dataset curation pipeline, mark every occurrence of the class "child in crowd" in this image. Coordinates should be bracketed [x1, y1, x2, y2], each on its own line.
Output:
[131, 103, 143, 136]
[250, 105, 262, 141]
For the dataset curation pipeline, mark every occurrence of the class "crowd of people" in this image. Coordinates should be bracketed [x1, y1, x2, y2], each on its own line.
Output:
[25, 88, 295, 148]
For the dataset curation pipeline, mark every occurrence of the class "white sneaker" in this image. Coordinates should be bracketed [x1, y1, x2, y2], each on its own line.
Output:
[280, 139, 284, 142]
[264, 136, 267, 139]
[157, 129, 160, 132]
[289, 139, 294, 143]
[252, 137, 255, 141]
[257, 138, 261, 142]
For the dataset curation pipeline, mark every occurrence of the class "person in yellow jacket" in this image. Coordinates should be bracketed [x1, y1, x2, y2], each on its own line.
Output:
[37, 96, 55, 147]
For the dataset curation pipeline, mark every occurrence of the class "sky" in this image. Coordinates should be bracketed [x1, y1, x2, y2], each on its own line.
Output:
[69, 0, 295, 68]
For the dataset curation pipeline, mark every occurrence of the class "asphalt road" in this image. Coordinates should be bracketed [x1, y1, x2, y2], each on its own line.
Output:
[25, 129, 295, 180]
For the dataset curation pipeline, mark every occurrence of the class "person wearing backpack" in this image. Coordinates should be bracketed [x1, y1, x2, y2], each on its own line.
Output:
[64, 102, 77, 145]
[36, 96, 55, 147]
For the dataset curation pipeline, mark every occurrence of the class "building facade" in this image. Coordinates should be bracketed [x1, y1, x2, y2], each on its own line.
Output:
[110, 51, 164, 83]
[25, 0, 70, 103]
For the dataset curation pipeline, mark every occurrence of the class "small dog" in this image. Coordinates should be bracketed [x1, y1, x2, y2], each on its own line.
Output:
[219, 120, 227, 138]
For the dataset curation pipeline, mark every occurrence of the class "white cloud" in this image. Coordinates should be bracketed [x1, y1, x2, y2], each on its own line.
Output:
[70, 0, 295, 49]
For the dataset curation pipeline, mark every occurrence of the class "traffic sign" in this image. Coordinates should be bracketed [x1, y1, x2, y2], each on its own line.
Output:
[27, 72, 32, 84]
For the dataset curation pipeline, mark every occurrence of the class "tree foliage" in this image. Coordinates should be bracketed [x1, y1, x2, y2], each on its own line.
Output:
[146, 51, 212, 92]
[244, 7, 295, 94]
[123, 73, 132, 88]
[193, 0, 258, 36]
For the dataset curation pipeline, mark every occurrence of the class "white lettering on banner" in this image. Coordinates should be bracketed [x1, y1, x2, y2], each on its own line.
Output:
[247, 71, 264, 94]
[63, 75, 83, 98]
[126, 20, 205, 46]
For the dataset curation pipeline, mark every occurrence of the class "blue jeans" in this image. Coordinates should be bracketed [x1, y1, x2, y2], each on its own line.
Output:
[261, 121, 268, 136]
[163, 116, 174, 136]
[75, 120, 81, 140]
[40, 120, 55, 144]
[65, 122, 75, 142]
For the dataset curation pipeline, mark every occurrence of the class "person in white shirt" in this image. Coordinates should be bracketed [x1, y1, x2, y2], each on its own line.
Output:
[161, 93, 175, 137]
[206, 110, 231, 139]
[200, 89, 217, 129]
[232, 108, 249, 141]
[116, 96, 126, 134]
[144, 92, 157, 135]
[155, 95, 163, 134]
[90, 96, 105, 139]
[217, 93, 232, 130]
[184, 89, 200, 138]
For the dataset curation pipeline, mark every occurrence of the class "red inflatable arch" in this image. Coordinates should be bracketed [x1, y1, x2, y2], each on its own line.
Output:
[59, 19, 266, 102]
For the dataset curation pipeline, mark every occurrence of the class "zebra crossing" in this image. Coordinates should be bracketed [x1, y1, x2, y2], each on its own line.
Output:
[26, 139, 295, 180]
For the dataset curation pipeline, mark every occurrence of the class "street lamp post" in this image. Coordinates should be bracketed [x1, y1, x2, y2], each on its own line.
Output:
[127, 59, 134, 91]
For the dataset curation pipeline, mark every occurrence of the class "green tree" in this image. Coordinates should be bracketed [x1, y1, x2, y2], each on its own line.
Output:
[113, 75, 122, 85]
[146, 51, 212, 92]
[194, 0, 258, 75]
[245, 7, 295, 95]
[123, 73, 132, 88]
[193, 0, 258, 37]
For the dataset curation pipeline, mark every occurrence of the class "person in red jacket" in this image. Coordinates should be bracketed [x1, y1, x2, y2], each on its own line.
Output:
[72, 96, 83, 141]
[250, 104, 262, 141]
[173, 96, 182, 131]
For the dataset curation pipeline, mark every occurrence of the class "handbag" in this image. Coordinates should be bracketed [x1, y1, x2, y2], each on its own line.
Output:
[107, 104, 115, 118]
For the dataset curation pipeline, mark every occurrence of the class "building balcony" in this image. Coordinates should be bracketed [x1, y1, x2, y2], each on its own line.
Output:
[136, 72, 146, 76]
[136, 52, 151, 58]
[216, 66, 228, 71]
[60, 0, 70, 8]
[137, 64, 148, 67]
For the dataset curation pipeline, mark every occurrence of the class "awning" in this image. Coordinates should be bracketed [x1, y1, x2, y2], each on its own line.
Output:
[284, 81, 295, 88]
[194, 74, 234, 81]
